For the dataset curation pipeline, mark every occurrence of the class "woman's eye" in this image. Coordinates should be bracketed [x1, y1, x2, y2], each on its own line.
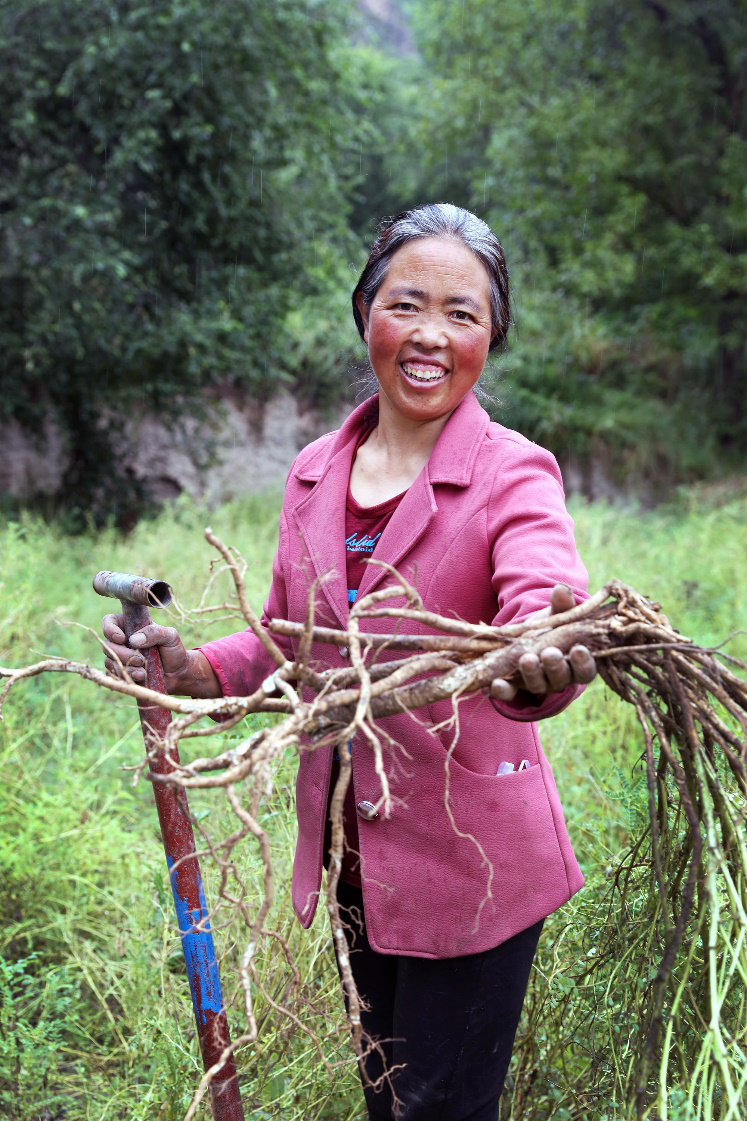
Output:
[394, 302, 417, 311]
[451, 309, 474, 322]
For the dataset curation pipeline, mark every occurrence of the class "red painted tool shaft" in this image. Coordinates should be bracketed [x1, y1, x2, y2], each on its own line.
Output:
[122, 601, 245, 1121]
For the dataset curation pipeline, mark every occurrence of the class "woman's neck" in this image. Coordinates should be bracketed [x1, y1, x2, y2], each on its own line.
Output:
[349, 393, 456, 507]
[376, 391, 453, 464]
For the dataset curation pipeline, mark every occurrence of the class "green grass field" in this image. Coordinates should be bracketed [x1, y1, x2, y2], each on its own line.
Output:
[1, 481, 746, 1120]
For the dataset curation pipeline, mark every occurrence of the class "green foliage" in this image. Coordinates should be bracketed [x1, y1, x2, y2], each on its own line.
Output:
[5, 0, 745, 524]
[343, 43, 428, 240]
[0, 499, 361, 1119]
[514, 482, 747, 1119]
[2, 484, 747, 1116]
[0, 956, 80, 1120]
[0, 0, 370, 524]
[413, 0, 747, 485]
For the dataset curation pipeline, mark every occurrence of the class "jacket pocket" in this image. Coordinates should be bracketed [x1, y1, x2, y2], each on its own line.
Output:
[429, 697, 541, 776]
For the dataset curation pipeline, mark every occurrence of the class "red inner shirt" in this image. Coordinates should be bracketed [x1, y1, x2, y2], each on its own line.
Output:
[326, 430, 406, 887]
[346, 485, 405, 606]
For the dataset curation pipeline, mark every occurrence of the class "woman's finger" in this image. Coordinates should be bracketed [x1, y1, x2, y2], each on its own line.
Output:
[103, 642, 144, 666]
[492, 642, 595, 701]
[102, 612, 126, 644]
[569, 645, 597, 684]
[101, 617, 190, 691]
[549, 584, 575, 615]
[128, 624, 181, 651]
[518, 652, 547, 694]
[104, 656, 147, 683]
[540, 646, 572, 691]
[489, 677, 519, 702]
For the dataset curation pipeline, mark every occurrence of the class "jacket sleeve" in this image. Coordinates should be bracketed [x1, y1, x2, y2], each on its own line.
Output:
[486, 438, 589, 723]
[197, 508, 294, 698]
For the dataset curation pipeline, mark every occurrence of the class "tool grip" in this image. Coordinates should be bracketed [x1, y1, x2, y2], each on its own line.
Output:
[94, 570, 173, 608]
[113, 598, 244, 1117]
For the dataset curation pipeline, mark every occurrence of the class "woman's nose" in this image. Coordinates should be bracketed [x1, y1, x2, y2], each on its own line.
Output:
[410, 313, 448, 348]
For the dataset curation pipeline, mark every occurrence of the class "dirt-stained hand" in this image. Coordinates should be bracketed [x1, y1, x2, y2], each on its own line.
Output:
[101, 614, 219, 697]
[489, 584, 597, 703]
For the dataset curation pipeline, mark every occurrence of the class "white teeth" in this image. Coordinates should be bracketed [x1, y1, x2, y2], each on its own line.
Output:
[402, 363, 447, 382]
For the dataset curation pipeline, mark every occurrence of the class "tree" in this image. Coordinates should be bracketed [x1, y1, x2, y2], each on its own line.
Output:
[413, 0, 747, 487]
[0, 0, 363, 524]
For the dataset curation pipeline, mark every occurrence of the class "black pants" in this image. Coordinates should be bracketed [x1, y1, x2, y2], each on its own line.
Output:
[335, 879, 543, 1121]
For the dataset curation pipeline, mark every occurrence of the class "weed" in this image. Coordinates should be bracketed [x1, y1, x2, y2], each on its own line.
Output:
[1, 488, 746, 1118]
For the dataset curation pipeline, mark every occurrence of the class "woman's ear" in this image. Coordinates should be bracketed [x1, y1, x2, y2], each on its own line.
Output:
[355, 291, 370, 344]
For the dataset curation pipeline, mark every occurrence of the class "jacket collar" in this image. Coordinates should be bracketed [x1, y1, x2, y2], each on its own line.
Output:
[426, 390, 491, 485]
[291, 391, 491, 628]
[293, 390, 490, 487]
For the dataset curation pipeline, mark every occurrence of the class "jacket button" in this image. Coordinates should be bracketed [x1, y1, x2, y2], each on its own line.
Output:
[356, 800, 379, 821]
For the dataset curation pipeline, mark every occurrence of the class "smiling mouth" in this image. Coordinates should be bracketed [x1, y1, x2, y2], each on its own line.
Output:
[401, 362, 449, 384]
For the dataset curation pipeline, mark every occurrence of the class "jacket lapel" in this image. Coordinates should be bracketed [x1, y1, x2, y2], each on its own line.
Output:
[291, 400, 373, 630]
[355, 469, 437, 601]
[355, 391, 490, 602]
[291, 391, 491, 626]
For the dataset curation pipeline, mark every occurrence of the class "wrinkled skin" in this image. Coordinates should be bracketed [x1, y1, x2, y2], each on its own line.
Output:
[488, 584, 596, 701]
[101, 615, 220, 698]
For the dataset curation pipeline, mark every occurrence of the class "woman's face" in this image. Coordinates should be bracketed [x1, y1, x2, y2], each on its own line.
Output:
[356, 236, 496, 425]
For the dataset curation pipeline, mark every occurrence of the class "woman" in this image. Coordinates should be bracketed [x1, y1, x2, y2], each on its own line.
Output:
[103, 203, 596, 1121]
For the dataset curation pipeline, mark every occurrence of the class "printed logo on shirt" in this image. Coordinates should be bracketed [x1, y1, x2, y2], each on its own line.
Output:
[346, 532, 381, 554]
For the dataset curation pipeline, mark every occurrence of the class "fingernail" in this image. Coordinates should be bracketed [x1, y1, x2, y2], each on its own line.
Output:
[130, 633, 145, 647]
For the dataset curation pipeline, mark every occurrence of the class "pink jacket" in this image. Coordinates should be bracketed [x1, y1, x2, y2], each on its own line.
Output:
[200, 391, 588, 959]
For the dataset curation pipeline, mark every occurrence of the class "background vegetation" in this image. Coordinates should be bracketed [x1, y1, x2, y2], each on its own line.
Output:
[1, 484, 746, 1118]
[1, 0, 745, 523]
[415, 0, 747, 485]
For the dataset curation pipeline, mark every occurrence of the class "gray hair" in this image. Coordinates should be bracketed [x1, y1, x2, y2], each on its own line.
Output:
[352, 202, 511, 353]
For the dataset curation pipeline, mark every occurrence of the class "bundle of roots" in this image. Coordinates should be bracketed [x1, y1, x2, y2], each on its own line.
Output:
[2, 530, 745, 1120]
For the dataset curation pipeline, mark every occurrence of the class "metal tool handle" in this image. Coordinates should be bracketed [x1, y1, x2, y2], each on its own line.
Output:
[97, 576, 245, 1120]
[94, 570, 173, 608]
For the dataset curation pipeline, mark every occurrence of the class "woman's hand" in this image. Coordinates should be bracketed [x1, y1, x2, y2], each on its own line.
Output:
[489, 584, 596, 703]
[101, 614, 221, 698]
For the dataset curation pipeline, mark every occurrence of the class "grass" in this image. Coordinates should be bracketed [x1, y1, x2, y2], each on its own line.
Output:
[1, 480, 746, 1120]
